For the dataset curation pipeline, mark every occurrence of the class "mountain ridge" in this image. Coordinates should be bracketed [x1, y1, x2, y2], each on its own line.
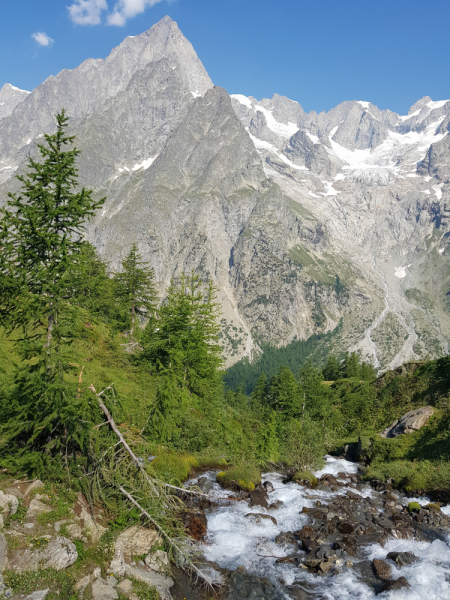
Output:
[1, 16, 449, 371]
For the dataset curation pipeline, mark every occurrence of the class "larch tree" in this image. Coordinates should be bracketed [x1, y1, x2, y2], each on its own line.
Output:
[114, 243, 158, 337]
[0, 110, 105, 458]
[0, 109, 105, 374]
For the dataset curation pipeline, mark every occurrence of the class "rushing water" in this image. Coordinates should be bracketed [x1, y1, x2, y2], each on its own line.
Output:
[187, 457, 450, 599]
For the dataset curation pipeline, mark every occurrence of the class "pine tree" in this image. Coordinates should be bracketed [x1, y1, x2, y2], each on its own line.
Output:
[114, 243, 158, 337]
[299, 361, 331, 421]
[322, 354, 341, 381]
[0, 110, 104, 371]
[146, 272, 223, 401]
[341, 352, 361, 378]
[269, 365, 301, 417]
[0, 110, 105, 461]
[251, 373, 268, 410]
[64, 242, 113, 319]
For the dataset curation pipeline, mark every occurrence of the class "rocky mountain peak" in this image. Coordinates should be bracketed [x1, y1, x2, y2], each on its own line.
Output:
[0, 83, 30, 120]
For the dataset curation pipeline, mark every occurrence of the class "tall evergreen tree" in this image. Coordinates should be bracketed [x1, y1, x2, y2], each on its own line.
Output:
[0, 110, 104, 370]
[269, 365, 301, 417]
[0, 110, 105, 460]
[64, 242, 113, 319]
[299, 362, 331, 421]
[322, 354, 341, 381]
[114, 243, 158, 337]
[146, 272, 223, 401]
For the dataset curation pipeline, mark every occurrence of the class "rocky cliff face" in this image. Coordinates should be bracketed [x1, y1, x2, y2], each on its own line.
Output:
[1, 17, 449, 370]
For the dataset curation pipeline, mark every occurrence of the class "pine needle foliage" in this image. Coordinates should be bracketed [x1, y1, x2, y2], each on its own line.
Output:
[0, 110, 105, 465]
[114, 243, 158, 336]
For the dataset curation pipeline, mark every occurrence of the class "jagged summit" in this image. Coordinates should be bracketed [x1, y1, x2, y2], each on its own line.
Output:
[0, 83, 30, 120]
[1, 23, 450, 371]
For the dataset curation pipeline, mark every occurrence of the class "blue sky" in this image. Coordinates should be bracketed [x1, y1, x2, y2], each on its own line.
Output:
[1, 0, 449, 114]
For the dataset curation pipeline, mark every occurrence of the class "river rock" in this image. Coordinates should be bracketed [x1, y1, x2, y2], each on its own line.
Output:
[92, 578, 119, 600]
[381, 406, 435, 437]
[275, 531, 296, 545]
[372, 558, 391, 579]
[248, 485, 269, 508]
[386, 551, 419, 567]
[226, 570, 283, 600]
[244, 513, 277, 525]
[115, 525, 161, 557]
[380, 576, 410, 591]
[182, 510, 207, 540]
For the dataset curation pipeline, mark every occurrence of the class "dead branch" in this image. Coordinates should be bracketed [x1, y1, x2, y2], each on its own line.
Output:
[90, 383, 209, 499]
[119, 486, 219, 589]
[89, 383, 160, 498]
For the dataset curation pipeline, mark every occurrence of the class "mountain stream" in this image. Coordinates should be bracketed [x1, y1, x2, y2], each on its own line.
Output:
[183, 457, 450, 599]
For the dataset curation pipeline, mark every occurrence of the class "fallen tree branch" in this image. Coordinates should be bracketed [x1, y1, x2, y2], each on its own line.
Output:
[119, 486, 219, 589]
[89, 383, 160, 498]
[89, 383, 209, 499]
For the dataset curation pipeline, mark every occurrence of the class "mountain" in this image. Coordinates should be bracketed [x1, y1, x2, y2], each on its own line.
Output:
[0, 83, 30, 120]
[1, 16, 449, 371]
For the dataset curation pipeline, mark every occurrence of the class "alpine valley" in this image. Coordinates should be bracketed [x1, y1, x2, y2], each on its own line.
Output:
[1, 15, 450, 371]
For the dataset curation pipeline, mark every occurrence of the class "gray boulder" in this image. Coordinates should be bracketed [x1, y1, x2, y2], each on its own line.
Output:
[381, 406, 435, 438]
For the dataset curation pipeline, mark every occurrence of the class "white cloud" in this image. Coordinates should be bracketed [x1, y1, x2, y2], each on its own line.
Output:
[67, 0, 108, 25]
[107, 0, 165, 27]
[31, 32, 55, 47]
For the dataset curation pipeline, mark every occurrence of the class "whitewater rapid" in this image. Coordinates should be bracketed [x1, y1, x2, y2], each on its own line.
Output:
[187, 457, 450, 599]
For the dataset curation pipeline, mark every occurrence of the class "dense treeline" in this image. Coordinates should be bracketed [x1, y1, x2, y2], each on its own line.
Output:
[223, 327, 341, 393]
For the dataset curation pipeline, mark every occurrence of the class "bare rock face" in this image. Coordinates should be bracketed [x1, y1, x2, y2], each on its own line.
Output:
[381, 406, 435, 438]
[0, 533, 8, 572]
[0, 491, 18, 520]
[10, 536, 78, 573]
[115, 526, 161, 557]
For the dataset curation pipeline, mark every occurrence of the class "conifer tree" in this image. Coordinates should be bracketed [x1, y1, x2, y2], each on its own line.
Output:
[64, 242, 113, 319]
[322, 354, 341, 381]
[251, 373, 268, 410]
[0, 110, 104, 370]
[269, 365, 301, 416]
[114, 243, 157, 337]
[299, 362, 331, 421]
[146, 272, 222, 400]
[0, 110, 105, 460]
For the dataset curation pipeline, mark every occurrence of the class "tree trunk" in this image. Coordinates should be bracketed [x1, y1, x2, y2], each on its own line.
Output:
[131, 301, 135, 337]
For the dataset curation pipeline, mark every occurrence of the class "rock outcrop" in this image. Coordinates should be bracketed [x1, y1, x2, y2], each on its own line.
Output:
[381, 406, 435, 437]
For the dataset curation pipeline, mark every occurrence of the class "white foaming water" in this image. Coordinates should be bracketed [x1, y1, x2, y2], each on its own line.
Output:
[192, 456, 450, 599]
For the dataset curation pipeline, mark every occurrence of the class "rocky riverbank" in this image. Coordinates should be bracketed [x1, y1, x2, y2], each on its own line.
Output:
[181, 456, 450, 599]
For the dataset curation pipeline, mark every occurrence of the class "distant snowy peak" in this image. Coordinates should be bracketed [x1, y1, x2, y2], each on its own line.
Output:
[0, 83, 31, 120]
[231, 92, 450, 184]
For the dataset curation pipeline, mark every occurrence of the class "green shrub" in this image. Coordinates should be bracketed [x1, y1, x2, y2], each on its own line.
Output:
[146, 448, 198, 486]
[408, 501, 421, 513]
[425, 503, 441, 512]
[282, 415, 326, 472]
[216, 464, 261, 492]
